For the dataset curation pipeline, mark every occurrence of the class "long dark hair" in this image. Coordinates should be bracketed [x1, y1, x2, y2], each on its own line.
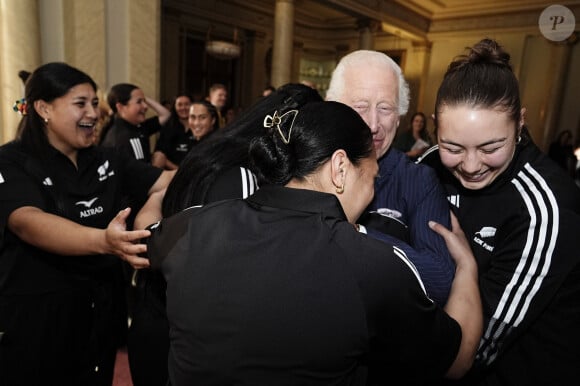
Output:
[17, 62, 97, 156]
[434, 38, 521, 139]
[249, 101, 374, 185]
[162, 83, 322, 217]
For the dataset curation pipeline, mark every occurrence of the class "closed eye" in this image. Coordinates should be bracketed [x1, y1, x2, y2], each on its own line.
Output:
[443, 147, 462, 154]
[480, 147, 500, 154]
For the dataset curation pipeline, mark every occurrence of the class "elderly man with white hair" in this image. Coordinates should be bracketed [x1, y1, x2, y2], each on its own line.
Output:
[327, 50, 455, 305]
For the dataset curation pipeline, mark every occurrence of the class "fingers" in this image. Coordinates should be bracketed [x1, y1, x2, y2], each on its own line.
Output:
[114, 207, 131, 223]
[123, 229, 151, 242]
[123, 255, 151, 269]
[429, 220, 450, 239]
[116, 241, 151, 269]
[449, 211, 462, 234]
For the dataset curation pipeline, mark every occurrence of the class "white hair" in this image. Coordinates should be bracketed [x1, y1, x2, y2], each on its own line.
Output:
[326, 50, 410, 116]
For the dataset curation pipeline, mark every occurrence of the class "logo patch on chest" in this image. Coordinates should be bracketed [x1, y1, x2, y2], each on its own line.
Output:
[473, 226, 496, 252]
[97, 160, 115, 181]
[75, 197, 103, 218]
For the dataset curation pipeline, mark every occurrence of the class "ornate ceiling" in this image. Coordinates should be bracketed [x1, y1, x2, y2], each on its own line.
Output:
[163, 0, 580, 43]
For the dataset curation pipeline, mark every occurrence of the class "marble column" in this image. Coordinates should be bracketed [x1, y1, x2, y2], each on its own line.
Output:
[0, 0, 41, 143]
[271, 0, 294, 88]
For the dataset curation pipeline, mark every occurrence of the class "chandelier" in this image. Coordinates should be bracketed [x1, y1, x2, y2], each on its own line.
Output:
[206, 26, 241, 60]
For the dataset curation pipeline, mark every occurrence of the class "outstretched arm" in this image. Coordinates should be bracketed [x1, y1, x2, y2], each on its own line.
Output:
[8, 206, 151, 269]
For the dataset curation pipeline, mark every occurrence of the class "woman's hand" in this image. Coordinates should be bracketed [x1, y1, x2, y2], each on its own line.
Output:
[429, 211, 476, 272]
[105, 208, 151, 269]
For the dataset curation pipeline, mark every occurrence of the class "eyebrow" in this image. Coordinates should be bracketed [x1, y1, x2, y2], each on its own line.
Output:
[72, 96, 97, 103]
[440, 137, 507, 147]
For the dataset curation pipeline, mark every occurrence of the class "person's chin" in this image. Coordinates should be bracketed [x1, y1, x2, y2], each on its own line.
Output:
[373, 142, 388, 158]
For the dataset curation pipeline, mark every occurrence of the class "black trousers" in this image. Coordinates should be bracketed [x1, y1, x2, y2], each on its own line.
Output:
[0, 279, 126, 386]
[127, 269, 170, 386]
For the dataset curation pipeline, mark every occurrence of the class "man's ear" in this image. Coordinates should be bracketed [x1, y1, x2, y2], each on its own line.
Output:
[330, 149, 349, 191]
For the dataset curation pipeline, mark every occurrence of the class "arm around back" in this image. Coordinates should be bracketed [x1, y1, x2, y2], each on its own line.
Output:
[430, 214, 482, 378]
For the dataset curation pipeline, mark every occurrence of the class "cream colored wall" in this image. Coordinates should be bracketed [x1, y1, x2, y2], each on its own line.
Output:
[127, 0, 160, 102]
[0, 0, 161, 145]
[0, 0, 40, 143]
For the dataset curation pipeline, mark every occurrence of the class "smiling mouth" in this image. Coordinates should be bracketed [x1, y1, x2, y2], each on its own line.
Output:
[458, 170, 489, 182]
[79, 122, 95, 131]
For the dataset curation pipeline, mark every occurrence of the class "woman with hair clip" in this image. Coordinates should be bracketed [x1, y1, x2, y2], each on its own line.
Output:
[127, 83, 323, 386]
[420, 38, 580, 385]
[0, 62, 173, 386]
[143, 101, 482, 385]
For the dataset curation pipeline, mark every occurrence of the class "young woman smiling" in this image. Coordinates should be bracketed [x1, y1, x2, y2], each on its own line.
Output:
[422, 38, 580, 386]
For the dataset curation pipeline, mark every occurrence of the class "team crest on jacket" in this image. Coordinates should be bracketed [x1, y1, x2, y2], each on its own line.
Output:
[473, 226, 496, 252]
[373, 207, 403, 219]
[97, 160, 115, 181]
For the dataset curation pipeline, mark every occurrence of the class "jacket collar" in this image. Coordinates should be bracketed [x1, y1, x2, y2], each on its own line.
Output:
[247, 185, 348, 221]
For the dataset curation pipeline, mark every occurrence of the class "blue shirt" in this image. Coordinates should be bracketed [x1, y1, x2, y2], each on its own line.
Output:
[361, 148, 455, 305]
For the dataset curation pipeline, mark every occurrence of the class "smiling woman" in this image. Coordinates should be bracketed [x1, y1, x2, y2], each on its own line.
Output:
[187, 100, 218, 141]
[421, 38, 580, 386]
[0, 62, 175, 386]
[100, 83, 171, 163]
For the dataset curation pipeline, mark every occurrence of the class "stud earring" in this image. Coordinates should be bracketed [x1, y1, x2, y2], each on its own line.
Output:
[336, 182, 344, 194]
[43, 117, 49, 123]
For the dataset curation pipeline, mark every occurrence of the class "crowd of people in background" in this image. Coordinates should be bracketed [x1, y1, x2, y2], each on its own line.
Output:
[1, 37, 579, 386]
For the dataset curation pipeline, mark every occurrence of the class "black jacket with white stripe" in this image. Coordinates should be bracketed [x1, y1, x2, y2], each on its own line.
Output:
[421, 132, 580, 386]
[101, 116, 162, 163]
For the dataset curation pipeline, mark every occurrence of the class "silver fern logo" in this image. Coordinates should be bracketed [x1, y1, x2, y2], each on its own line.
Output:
[474, 226, 496, 252]
[476, 227, 496, 238]
[97, 160, 115, 181]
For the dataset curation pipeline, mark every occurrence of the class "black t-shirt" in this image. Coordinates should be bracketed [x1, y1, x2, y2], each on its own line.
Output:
[148, 186, 461, 386]
[101, 116, 162, 163]
[154, 121, 196, 166]
[0, 141, 162, 294]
